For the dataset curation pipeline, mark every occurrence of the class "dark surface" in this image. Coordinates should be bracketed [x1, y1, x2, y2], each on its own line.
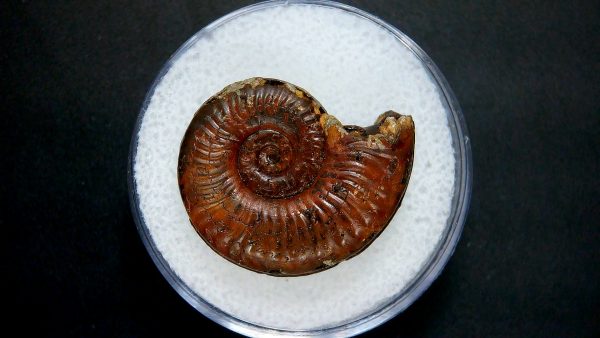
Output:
[3, 1, 598, 337]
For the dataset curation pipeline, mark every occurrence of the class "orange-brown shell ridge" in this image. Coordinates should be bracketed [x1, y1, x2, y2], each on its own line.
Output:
[178, 77, 415, 276]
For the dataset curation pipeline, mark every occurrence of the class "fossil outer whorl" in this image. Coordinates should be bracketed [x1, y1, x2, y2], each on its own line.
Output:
[178, 78, 415, 276]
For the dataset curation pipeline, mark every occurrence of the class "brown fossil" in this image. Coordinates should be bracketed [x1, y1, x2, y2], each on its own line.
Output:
[178, 78, 414, 276]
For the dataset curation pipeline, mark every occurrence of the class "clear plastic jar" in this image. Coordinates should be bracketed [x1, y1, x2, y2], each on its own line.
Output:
[128, 1, 472, 336]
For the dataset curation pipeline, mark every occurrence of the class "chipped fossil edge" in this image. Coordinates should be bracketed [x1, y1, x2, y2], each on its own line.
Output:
[322, 112, 414, 149]
[216, 77, 267, 99]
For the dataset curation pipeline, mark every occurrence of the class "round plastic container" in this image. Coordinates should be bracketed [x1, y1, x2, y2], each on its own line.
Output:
[128, 1, 472, 336]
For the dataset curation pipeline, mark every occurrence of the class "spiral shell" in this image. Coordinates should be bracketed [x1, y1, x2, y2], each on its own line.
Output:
[178, 78, 414, 276]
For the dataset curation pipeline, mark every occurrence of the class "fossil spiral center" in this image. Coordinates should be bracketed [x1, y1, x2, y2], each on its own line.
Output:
[237, 128, 320, 199]
[259, 145, 283, 169]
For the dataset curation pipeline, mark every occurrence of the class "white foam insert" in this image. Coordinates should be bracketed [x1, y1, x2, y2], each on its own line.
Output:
[134, 4, 455, 330]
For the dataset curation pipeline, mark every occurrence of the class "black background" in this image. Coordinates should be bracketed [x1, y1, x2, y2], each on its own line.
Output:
[3, 1, 599, 337]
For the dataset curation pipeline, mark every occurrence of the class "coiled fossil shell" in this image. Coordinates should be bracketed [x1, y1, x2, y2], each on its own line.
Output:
[178, 78, 414, 276]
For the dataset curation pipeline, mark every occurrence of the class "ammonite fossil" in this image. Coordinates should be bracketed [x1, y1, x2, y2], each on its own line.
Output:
[178, 78, 415, 276]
